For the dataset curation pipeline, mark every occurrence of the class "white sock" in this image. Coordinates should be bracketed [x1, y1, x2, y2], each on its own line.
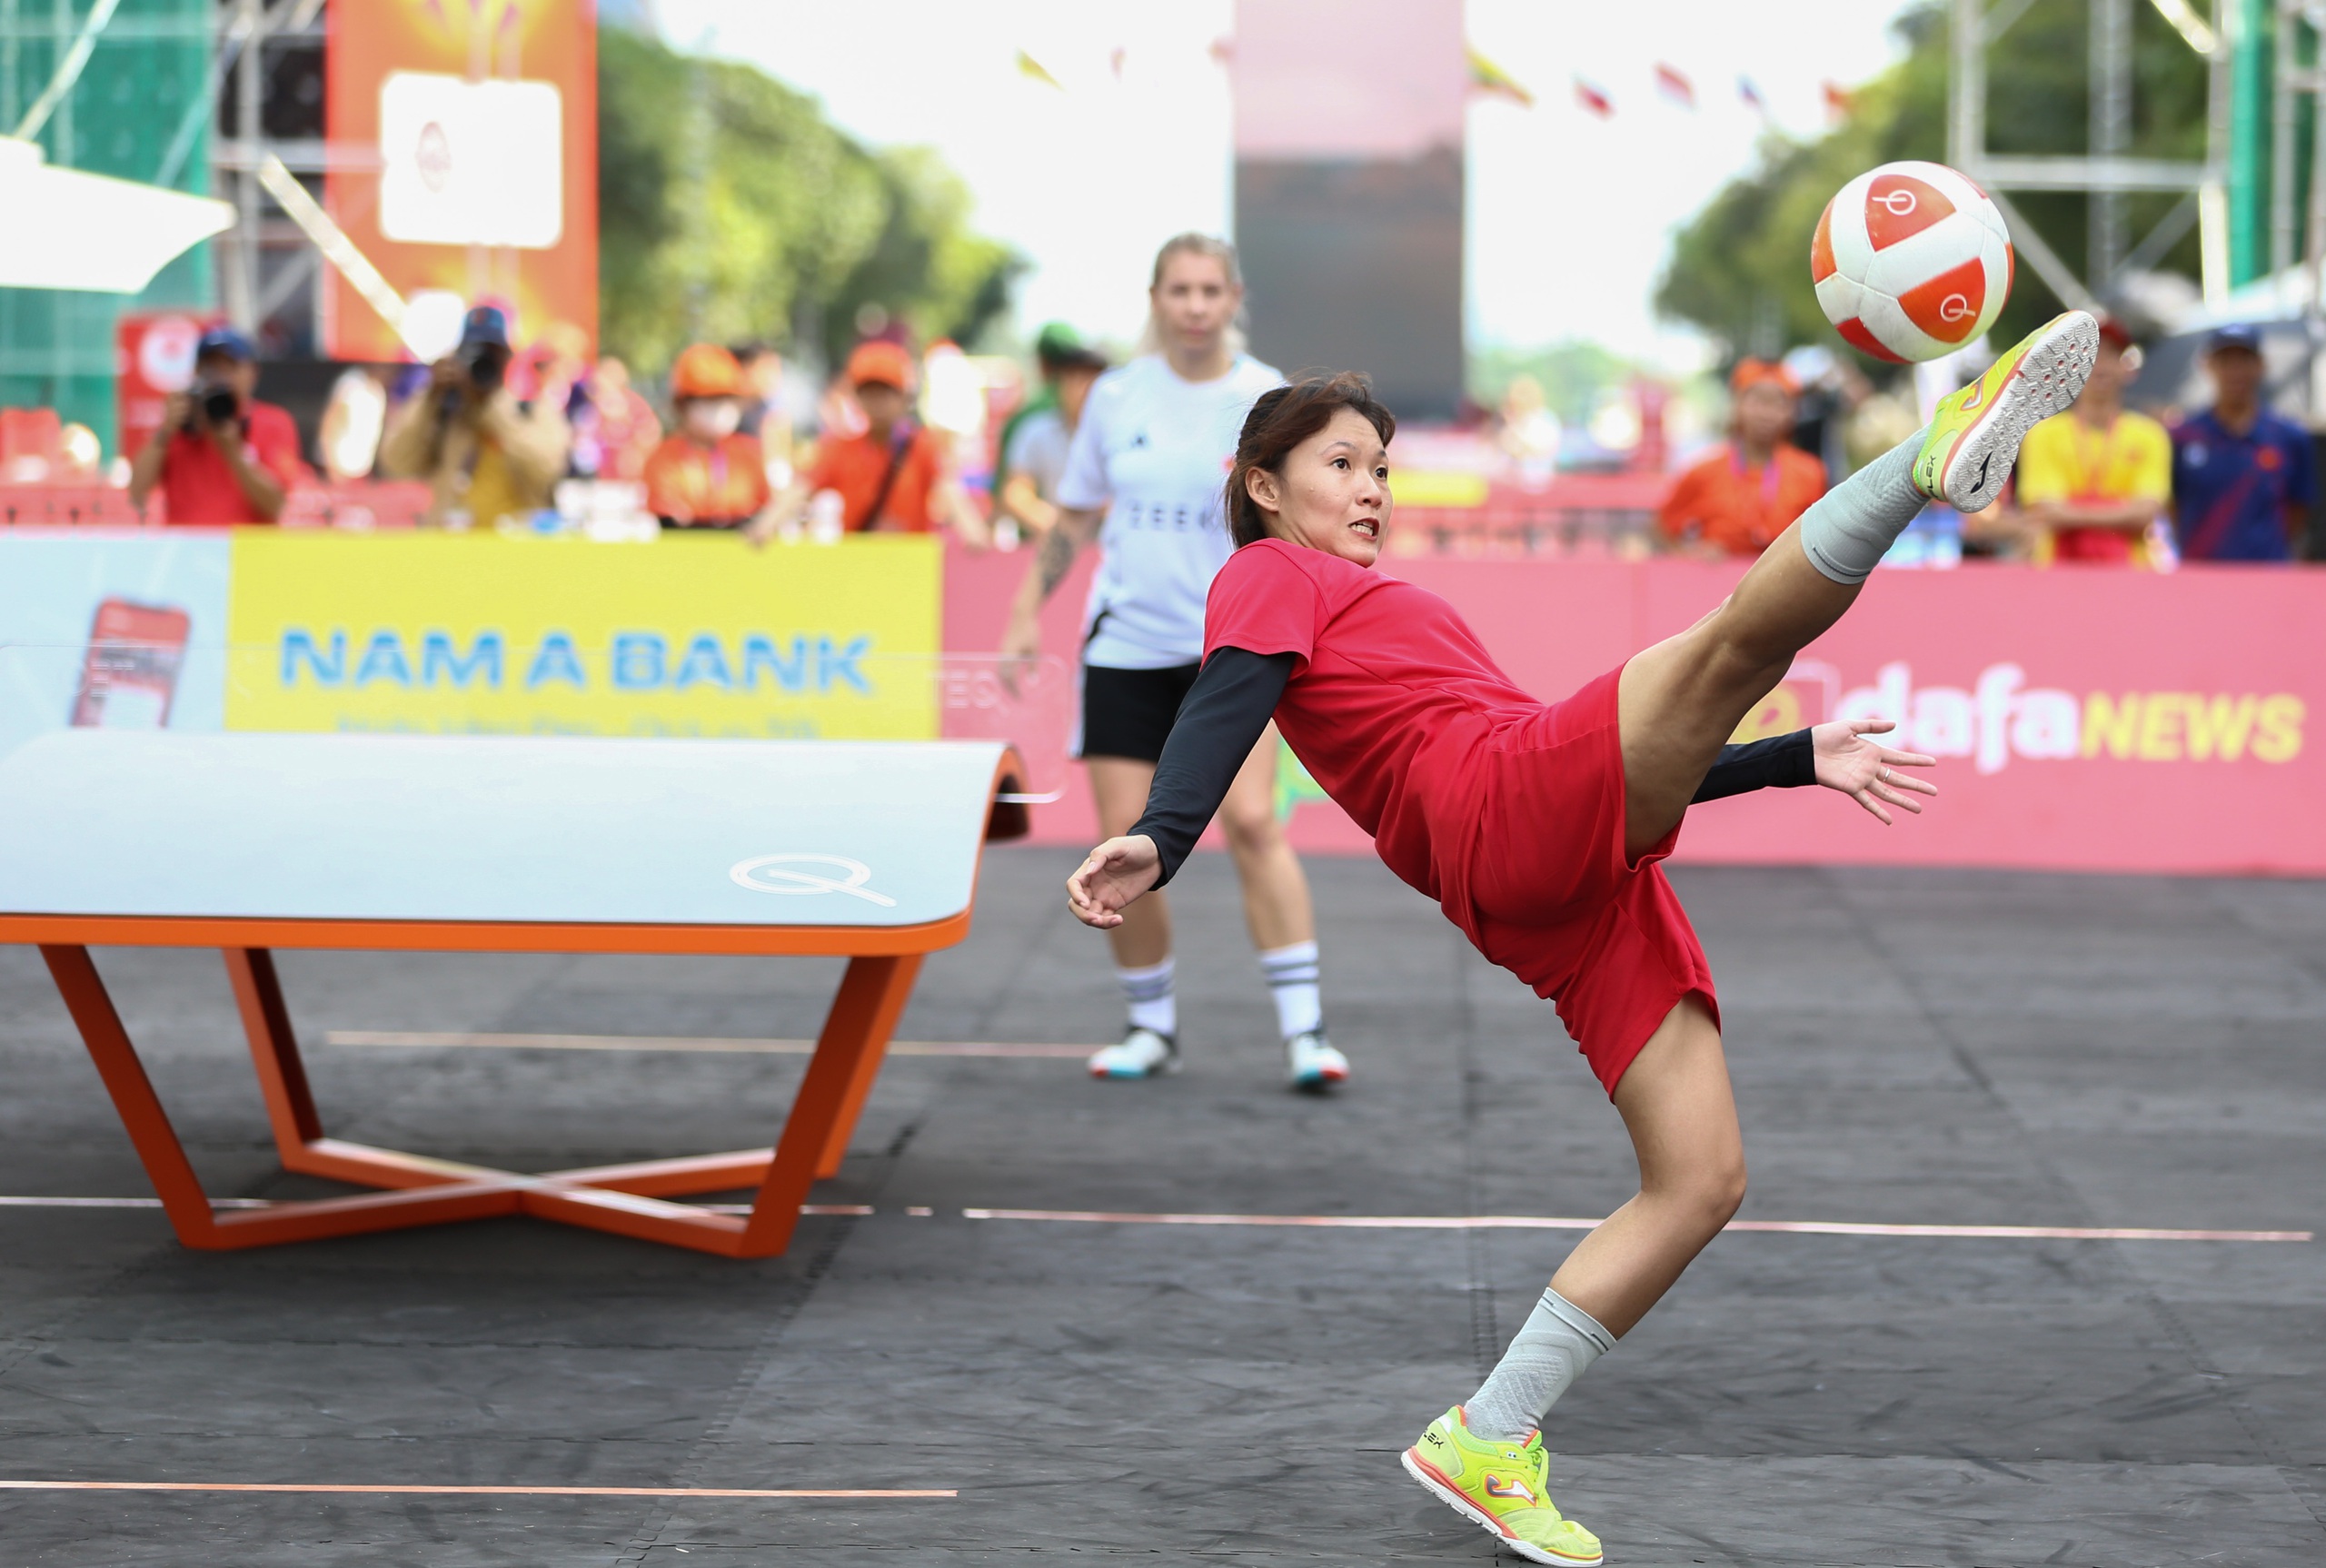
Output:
[1257, 940, 1322, 1038]
[1116, 958, 1176, 1037]
[1797, 429, 1929, 586]
[1463, 1287, 1615, 1441]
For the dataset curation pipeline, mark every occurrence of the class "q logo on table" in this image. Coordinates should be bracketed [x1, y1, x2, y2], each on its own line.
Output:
[729, 854, 897, 908]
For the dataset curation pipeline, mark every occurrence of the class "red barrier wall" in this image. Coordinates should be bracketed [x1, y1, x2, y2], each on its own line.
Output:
[959, 543, 2326, 874]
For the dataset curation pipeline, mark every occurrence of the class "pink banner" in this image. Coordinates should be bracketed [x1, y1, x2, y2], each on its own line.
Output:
[944, 543, 2323, 875]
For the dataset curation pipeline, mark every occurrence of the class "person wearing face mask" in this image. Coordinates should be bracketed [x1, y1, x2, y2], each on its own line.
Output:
[642, 343, 771, 531]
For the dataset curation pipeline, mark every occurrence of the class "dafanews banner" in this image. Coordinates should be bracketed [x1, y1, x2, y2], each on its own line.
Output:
[224, 533, 941, 739]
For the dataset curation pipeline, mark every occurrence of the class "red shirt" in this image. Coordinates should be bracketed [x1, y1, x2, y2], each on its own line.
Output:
[804, 423, 945, 531]
[1203, 538, 1538, 902]
[153, 399, 306, 525]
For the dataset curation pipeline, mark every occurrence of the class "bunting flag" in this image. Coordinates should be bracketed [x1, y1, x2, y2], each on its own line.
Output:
[1822, 80, 1857, 122]
[1573, 76, 1615, 118]
[1737, 74, 1767, 115]
[1016, 49, 1065, 90]
[1466, 46, 1534, 107]
[1653, 63, 1695, 110]
[1109, 45, 1126, 82]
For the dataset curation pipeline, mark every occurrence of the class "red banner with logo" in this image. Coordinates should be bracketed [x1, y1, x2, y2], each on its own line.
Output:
[949, 546, 2325, 875]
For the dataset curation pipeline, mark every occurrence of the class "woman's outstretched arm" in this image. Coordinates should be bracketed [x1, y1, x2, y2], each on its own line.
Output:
[1692, 719, 1937, 823]
[1067, 649, 1294, 928]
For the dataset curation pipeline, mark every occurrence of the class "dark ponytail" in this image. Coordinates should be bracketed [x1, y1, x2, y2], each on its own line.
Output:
[1224, 372, 1397, 549]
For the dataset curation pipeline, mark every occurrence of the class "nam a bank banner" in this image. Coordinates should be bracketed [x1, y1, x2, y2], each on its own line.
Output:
[223, 532, 940, 738]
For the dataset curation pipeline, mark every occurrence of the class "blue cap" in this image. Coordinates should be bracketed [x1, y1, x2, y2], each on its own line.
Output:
[459, 304, 512, 349]
[2208, 323, 2262, 352]
[194, 324, 254, 362]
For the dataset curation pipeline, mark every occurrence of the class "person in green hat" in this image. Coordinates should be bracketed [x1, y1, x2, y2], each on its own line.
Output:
[995, 324, 1108, 543]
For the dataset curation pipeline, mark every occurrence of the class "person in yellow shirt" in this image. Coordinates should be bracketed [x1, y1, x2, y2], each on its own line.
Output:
[2011, 316, 2170, 566]
[379, 305, 572, 530]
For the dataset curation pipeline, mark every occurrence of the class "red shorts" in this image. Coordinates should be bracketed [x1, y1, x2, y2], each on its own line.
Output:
[1438, 666, 1718, 1096]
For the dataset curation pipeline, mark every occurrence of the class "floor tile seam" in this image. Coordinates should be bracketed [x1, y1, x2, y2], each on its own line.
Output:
[608, 1104, 931, 1566]
[2200, 882, 2326, 998]
[1836, 875, 2326, 1532]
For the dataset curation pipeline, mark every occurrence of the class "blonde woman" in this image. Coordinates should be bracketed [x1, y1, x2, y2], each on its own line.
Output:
[1000, 234, 1343, 1090]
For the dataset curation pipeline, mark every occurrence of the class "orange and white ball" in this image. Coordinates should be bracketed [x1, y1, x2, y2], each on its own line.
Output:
[1811, 161, 2013, 363]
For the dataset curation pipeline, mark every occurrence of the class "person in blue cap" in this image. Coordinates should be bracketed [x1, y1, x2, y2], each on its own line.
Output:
[2169, 324, 2317, 562]
[126, 324, 307, 525]
[380, 303, 571, 529]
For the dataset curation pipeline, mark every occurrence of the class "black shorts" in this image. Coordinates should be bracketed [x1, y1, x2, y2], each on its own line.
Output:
[1077, 661, 1202, 762]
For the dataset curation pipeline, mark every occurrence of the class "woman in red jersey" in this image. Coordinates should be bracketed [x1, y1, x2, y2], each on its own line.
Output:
[1066, 329, 2094, 1565]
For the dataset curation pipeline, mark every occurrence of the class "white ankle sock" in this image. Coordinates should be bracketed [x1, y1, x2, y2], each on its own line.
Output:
[1257, 940, 1322, 1038]
[1463, 1287, 1615, 1441]
[1797, 430, 1930, 586]
[1116, 958, 1176, 1037]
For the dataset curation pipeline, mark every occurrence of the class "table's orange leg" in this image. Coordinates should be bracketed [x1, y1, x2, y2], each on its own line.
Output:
[736, 953, 919, 1257]
[38, 945, 221, 1247]
[815, 952, 920, 1179]
[224, 948, 322, 1152]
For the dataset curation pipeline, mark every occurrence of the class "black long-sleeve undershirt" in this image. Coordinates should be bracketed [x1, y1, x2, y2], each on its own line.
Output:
[1127, 649, 1818, 888]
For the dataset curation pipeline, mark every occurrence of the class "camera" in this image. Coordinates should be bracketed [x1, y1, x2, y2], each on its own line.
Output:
[459, 340, 506, 393]
[438, 342, 509, 420]
[182, 380, 240, 433]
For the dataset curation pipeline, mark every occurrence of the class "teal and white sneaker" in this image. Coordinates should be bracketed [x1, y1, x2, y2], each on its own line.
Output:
[1087, 1026, 1178, 1080]
[1284, 1029, 1348, 1092]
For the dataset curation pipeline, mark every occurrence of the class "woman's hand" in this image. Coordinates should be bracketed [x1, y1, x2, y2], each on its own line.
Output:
[1067, 835, 1162, 928]
[998, 604, 1044, 693]
[1811, 719, 1937, 826]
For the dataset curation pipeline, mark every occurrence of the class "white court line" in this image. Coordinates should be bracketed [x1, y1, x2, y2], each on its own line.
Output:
[959, 1208, 2314, 1244]
[0, 1197, 873, 1216]
[0, 1480, 951, 1499]
[324, 1030, 1094, 1059]
[5, 1197, 2299, 1243]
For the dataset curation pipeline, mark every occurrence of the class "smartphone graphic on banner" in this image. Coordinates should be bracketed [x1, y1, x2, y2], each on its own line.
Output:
[72, 599, 192, 729]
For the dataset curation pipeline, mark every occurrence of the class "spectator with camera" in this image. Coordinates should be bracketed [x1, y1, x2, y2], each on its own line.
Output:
[379, 304, 571, 529]
[127, 325, 306, 525]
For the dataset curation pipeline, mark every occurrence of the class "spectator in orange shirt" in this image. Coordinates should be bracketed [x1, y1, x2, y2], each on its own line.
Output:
[1657, 359, 1828, 558]
[749, 341, 988, 546]
[641, 344, 770, 530]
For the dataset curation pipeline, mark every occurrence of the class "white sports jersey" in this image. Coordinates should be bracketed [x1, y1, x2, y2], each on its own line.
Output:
[1054, 352, 1283, 670]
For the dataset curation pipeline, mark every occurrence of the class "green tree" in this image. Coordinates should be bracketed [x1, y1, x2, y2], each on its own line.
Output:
[1657, 1, 2210, 371]
[597, 27, 1021, 373]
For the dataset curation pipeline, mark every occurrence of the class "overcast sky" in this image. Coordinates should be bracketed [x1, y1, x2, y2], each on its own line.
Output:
[652, 0, 1923, 370]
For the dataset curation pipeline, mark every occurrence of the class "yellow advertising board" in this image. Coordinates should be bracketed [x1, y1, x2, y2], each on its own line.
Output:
[223, 532, 941, 739]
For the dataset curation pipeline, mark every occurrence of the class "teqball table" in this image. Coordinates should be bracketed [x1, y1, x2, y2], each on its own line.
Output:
[0, 730, 1027, 1258]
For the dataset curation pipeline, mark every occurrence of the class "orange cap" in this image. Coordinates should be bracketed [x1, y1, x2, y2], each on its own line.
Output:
[671, 342, 743, 401]
[846, 340, 915, 390]
[1728, 358, 1798, 396]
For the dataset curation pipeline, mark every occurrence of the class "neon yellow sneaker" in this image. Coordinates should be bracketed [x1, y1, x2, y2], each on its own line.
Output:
[1911, 309, 2099, 512]
[1401, 1405, 1603, 1565]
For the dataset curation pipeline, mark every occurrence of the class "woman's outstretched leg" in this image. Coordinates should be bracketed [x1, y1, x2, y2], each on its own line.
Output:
[1618, 311, 2099, 857]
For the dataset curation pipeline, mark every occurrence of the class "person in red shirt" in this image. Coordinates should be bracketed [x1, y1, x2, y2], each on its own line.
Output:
[1656, 359, 1827, 557]
[126, 325, 307, 525]
[1064, 339, 2094, 1559]
[641, 343, 771, 530]
[749, 341, 987, 544]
